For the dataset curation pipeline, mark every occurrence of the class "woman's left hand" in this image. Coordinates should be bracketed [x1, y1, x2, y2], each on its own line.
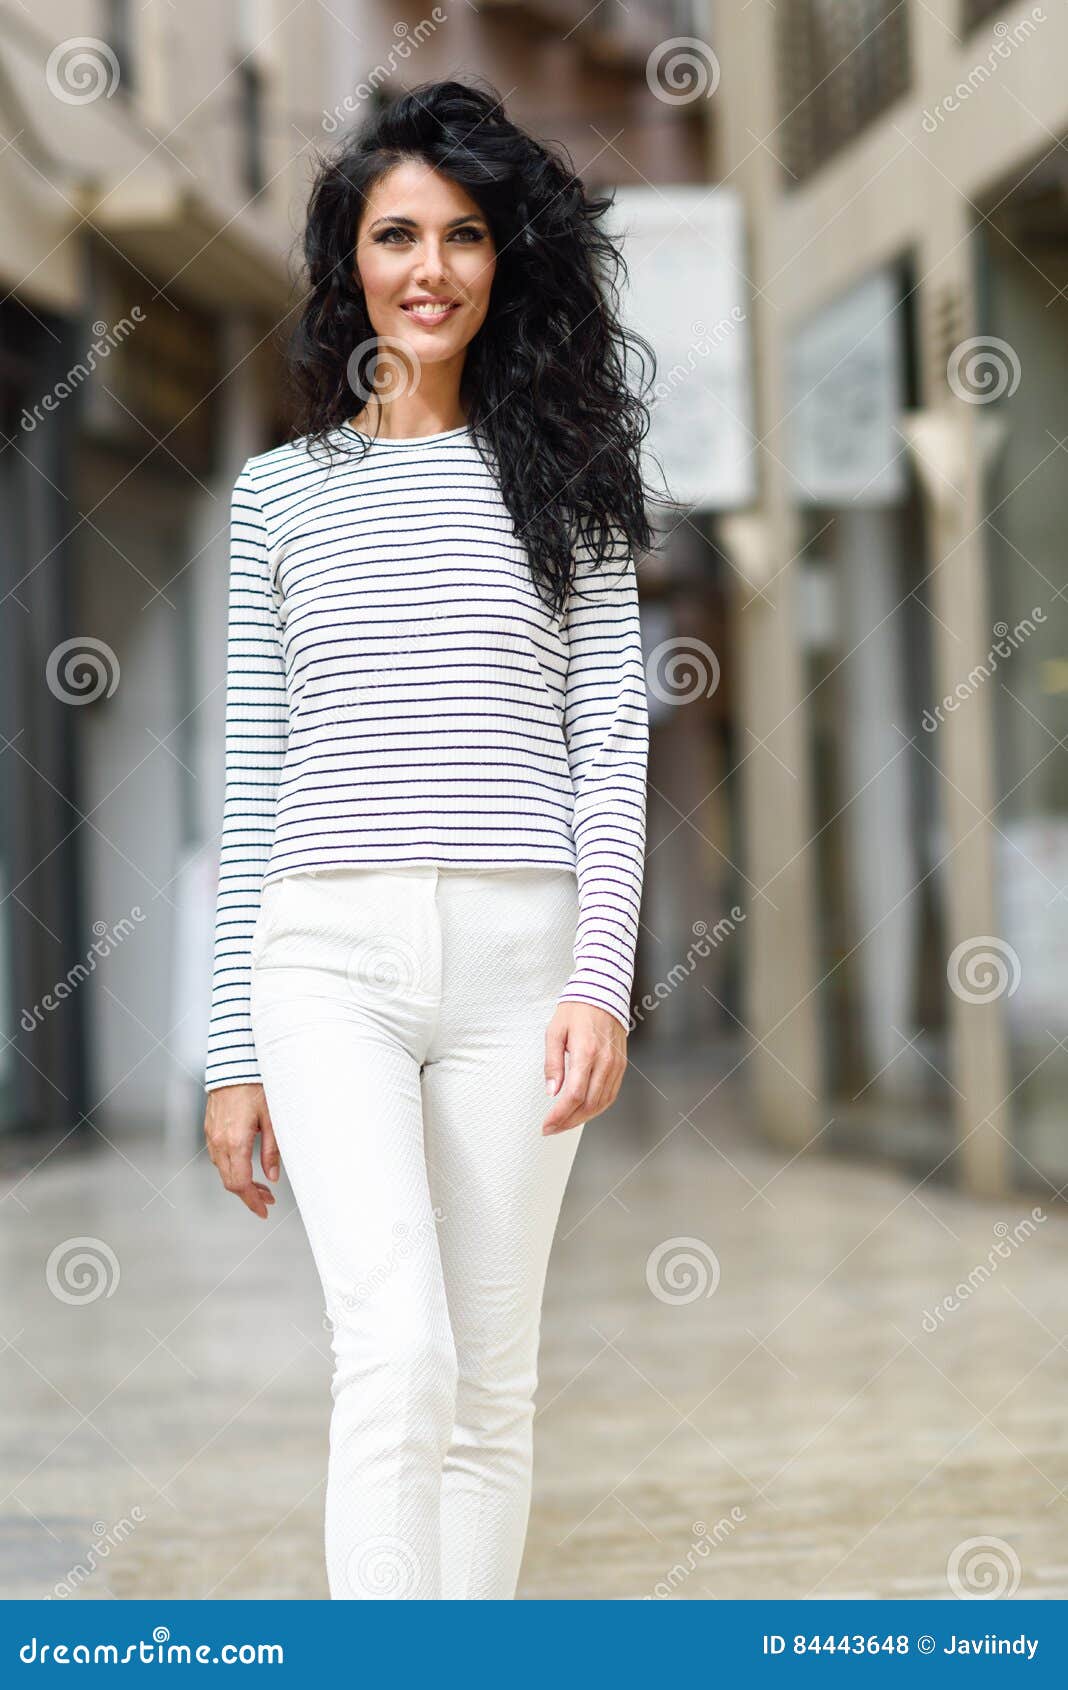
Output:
[542, 1002, 628, 1135]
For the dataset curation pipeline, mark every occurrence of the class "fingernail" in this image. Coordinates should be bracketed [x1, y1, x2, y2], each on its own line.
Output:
[545, 1079, 557, 1095]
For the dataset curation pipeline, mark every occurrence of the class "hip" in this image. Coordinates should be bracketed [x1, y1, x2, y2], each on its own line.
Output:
[249, 863, 579, 1004]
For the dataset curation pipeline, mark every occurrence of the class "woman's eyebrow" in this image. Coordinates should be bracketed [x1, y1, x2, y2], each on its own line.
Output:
[367, 213, 486, 230]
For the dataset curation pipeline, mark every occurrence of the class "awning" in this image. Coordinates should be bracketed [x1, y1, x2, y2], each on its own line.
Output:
[0, 13, 292, 316]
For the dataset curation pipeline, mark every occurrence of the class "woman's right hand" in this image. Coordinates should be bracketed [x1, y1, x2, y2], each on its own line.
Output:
[203, 1083, 280, 1219]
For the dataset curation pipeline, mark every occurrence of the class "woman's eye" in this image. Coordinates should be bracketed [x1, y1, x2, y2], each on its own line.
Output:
[376, 226, 484, 244]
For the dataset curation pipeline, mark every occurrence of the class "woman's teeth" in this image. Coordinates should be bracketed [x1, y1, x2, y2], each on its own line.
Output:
[402, 303, 457, 320]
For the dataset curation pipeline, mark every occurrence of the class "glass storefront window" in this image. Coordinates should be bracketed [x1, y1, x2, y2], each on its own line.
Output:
[979, 219, 1068, 1185]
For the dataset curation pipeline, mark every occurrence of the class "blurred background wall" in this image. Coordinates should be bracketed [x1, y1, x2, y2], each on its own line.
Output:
[0, 0, 1065, 1204]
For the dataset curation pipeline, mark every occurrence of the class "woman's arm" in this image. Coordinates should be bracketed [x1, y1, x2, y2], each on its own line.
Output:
[556, 531, 649, 1035]
[204, 460, 288, 1092]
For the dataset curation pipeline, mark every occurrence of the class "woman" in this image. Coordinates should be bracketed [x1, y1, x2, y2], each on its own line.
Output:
[203, 78, 656, 1600]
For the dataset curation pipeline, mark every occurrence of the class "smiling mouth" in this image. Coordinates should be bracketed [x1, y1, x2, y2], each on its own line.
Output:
[400, 302, 461, 322]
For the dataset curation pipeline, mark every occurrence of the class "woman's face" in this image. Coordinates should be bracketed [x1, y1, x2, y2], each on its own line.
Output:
[353, 159, 496, 373]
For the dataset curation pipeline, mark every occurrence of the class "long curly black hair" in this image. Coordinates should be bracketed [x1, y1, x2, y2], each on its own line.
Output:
[285, 77, 660, 618]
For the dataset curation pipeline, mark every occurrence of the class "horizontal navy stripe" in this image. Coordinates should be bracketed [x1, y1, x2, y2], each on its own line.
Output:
[205, 425, 649, 1090]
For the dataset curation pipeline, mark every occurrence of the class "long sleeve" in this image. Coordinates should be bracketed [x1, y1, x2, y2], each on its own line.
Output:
[556, 534, 649, 1033]
[204, 462, 288, 1092]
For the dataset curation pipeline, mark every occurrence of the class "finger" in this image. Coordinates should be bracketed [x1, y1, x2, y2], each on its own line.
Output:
[548, 1047, 621, 1134]
[542, 1043, 596, 1134]
[259, 1108, 281, 1183]
[544, 1021, 567, 1098]
[545, 1095, 590, 1134]
[582, 1060, 618, 1125]
[223, 1145, 253, 1199]
[239, 1180, 276, 1219]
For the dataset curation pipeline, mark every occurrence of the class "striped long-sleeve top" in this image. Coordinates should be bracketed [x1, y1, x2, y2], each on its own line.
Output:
[204, 422, 649, 1092]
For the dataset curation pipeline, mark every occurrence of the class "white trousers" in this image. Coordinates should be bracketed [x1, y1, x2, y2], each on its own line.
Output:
[249, 864, 585, 1599]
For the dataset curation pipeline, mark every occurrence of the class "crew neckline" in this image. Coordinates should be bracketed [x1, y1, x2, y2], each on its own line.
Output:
[339, 421, 470, 446]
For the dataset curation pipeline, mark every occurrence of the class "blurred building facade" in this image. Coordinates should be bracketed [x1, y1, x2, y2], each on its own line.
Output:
[0, 0, 329, 1147]
[714, 0, 1068, 1196]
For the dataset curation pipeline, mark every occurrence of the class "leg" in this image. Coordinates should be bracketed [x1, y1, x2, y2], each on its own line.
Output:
[250, 870, 453, 1599]
[421, 868, 584, 1599]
